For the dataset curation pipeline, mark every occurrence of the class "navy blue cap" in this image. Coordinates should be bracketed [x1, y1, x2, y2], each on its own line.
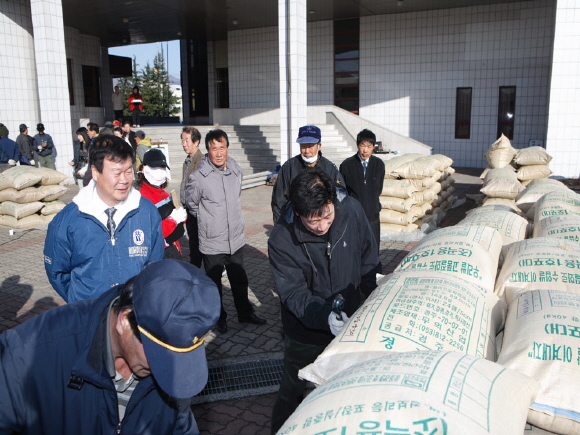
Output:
[143, 148, 170, 169]
[132, 260, 220, 399]
[296, 125, 321, 144]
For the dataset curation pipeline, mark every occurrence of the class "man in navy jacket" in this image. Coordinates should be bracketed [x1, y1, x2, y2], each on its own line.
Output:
[0, 260, 220, 434]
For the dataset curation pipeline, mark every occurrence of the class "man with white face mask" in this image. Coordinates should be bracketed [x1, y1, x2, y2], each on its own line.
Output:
[271, 125, 344, 223]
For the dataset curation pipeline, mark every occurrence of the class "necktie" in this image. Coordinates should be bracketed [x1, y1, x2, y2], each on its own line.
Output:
[105, 207, 116, 240]
[363, 160, 368, 176]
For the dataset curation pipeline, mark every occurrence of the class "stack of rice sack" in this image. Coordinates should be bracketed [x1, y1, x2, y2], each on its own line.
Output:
[480, 167, 524, 211]
[281, 225, 540, 435]
[0, 166, 68, 229]
[513, 146, 553, 187]
[379, 153, 455, 234]
[493, 185, 580, 434]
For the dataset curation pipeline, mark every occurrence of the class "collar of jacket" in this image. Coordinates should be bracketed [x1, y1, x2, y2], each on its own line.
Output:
[198, 154, 240, 178]
[295, 150, 324, 168]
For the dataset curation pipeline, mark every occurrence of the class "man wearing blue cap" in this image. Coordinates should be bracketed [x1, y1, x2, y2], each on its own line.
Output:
[0, 259, 220, 434]
[271, 125, 344, 223]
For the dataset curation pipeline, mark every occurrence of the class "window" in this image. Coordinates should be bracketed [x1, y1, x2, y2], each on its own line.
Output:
[215, 67, 229, 109]
[82, 65, 101, 107]
[67, 59, 74, 105]
[497, 86, 516, 140]
[334, 18, 359, 114]
[455, 87, 472, 139]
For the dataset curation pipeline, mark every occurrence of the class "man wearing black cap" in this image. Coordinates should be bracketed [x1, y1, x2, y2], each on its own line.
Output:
[271, 125, 344, 223]
[33, 123, 55, 169]
[15, 124, 35, 166]
[0, 123, 21, 171]
[0, 259, 220, 434]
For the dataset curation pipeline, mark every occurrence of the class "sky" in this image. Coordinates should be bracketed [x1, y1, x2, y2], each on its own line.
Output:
[109, 40, 181, 78]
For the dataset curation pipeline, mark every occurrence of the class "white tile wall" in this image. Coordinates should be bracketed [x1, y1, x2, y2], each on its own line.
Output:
[0, 0, 39, 136]
[359, 0, 555, 167]
[546, 0, 580, 178]
[307, 21, 333, 105]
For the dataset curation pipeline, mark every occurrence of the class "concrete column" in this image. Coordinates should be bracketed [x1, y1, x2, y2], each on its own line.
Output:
[546, 1, 580, 178]
[279, 0, 308, 163]
[30, 0, 74, 180]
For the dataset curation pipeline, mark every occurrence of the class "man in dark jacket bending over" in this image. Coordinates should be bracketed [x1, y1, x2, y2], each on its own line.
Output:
[268, 168, 380, 434]
[0, 260, 220, 434]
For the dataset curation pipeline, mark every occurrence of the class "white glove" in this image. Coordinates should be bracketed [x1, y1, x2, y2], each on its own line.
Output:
[169, 207, 187, 224]
[328, 311, 350, 336]
[30, 159, 35, 166]
[78, 166, 87, 177]
[8, 159, 16, 166]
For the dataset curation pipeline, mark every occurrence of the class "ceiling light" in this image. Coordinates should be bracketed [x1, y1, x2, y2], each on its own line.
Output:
[177, 31, 182, 36]
[232, 19, 239, 26]
[122, 17, 129, 23]
[397, 0, 403, 6]
[309, 10, 315, 14]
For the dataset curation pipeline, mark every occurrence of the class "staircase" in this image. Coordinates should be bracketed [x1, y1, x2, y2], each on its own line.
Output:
[137, 123, 355, 181]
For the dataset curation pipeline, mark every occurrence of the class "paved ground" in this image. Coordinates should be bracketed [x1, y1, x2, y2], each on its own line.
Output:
[0, 167, 481, 434]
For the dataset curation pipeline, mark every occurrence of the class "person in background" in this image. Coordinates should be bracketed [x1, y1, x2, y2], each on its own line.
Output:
[111, 85, 124, 121]
[0, 259, 220, 434]
[16, 124, 35, 166]
[44, 135, 164, 303]
[134, 130, 151, 168]
[271, 125, 344, 223]
[122, 120, 137, 152]
[83, 122, 100, 186]
[33, 123, 55, 169]
[268, 168, 380, 434]
[113, 126, 124, 138]
[70, 127, 90, 185]
[137, 148, 187, 259]
[100, 121, 114, 136]
[0, 123, 21, 172]
[339, 129, 385, 249]
[186, 129, 266, 334]
[180, 126, 204, 268]
[128, 86, 143, 128]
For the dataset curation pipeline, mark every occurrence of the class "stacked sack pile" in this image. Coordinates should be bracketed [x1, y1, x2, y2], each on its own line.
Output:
[480, 134, 553, 212]
[0, 166, 68, 229]
[276, 224, 544, 435]
[379, 153, 456, 234]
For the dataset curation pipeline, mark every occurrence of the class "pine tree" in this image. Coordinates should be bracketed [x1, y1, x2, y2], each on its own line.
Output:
[117, 56, 141, 118]
[140, 48, 179, 117]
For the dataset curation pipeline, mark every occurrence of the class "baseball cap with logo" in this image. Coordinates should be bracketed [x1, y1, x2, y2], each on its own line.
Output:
[296, 125, 321, 144]
[132, 260, 220, 399]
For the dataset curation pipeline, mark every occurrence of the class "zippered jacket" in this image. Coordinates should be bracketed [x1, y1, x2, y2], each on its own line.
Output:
[0, 287, 199, 434]
[268, 187, 380, 345]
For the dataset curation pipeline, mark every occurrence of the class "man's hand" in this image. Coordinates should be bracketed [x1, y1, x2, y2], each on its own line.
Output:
[8, 159, 16, 166]
[169, 207, 187, 224]
[328, 311, 349, 336]
[30, 159, 35, 166]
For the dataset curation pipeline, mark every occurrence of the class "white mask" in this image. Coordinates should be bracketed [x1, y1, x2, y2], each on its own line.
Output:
[143, 165, 168, 187]
[301, 154, 318, 164]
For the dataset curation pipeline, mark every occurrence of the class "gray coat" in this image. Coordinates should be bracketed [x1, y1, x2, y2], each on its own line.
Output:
[185, 155, 245, 255]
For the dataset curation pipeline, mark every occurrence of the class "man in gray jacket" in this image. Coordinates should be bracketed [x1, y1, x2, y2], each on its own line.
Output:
[185, 129, 266, 333]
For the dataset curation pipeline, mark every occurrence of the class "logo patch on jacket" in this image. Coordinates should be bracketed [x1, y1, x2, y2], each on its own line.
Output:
[128, 229, 148, 257]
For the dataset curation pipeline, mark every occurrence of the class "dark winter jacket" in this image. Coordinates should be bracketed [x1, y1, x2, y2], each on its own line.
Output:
[268, 187, 380, 346]
[271, 152, 345, 223]
[340, 153, 385, 220]
[0, 288, 199, 434]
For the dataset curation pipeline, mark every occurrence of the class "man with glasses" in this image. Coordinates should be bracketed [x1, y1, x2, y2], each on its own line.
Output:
[271, 125, 344, 223]
[340, 129, 385, 248]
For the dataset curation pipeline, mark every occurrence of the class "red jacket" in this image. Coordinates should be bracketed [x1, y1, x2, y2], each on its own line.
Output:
[139, 181, 183, 251]
[128, 93, 143, 111]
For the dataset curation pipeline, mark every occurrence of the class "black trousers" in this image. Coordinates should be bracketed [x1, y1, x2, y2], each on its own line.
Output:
[203, 248, 253, 322]
[185, 214, 202, 268]
[114, 110, 123, 121]
[369, 215, 380, 253]
[132, 108, 141, 126]
[270, 335, 327, 434]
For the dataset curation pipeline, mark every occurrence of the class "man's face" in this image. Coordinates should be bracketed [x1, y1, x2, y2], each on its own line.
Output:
[357, 140, 374, 160]
[208, 138, 228, 167]
[299, 202, 335, 236]
[24, 129, 28, 135]
[116, 309, 151, 379]
[92, 157, 134, 206]
[135, 136, 142, 144]
[300, 142, 321, 160]
[87, 129, 97, 139]
[123, 124, 131, 134]
[115, 86, 119, 93]
[181, 132, 199, 156]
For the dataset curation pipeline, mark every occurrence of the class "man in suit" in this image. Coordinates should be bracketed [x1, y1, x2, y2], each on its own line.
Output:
[339, 129, 385, 249]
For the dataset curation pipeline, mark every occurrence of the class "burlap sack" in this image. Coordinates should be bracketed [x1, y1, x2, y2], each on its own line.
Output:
[298, 271, 505, 387]
[444, 166, 456, 176]
[42, 213, 56, 224]
[481, 167, 523, 199]
[0, 201, 44, 219]
[459, 208, 529, 247]
[523, 424, 560, 434]
[407, 171, 440, 190]
[532, 214, 580, 242]
[440, 185, 455, 200]
[381, 179, 419, 199]
[395, 225, 503, 290]
[527, 178, 566, 189]
[287, 351, 538, 435]
[486, 134, 517, 169]
[497, 290, 580, 434]
[40, 200, 66, 216]
[410, 183, 438, 204]
[495, 238, 580, 304]
[432, 194, 444, 207]
[516, 164, 552, 181]
[38, 184, 68, 201]
[440, 175, 455, 191]
[380, 223, 418, 233]
[516, 183, 570, 214]
[384, 153, 424, 179]
[483, 197, 522, 213]
[379, 208, 419, 225]
[0, 166, 43, 190]
[0, 173, 11, 190]
[430, 154, 453, 171]
[514, 146, 553, 166]
[534, 189, 580, 224]
[379, 196, 418, 213]
[36, 167, 68, 185]
[0, 188, 17, 203]
[393, 156, 444, 179]
[13, 187, 46, 204]
[0, 214, 45, 229]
